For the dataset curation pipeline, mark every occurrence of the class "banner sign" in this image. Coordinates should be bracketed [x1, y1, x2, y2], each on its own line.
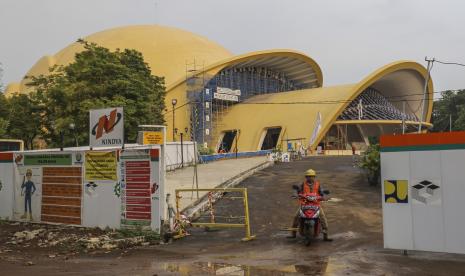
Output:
[89, 107, 124, 148]
[213, 93, 239, 102]
[85, 151, 117, 181]
[120, 150, 152, 229]
[309, 112, 322, 147]
[217, 86, 241, 96]
[142, 131, 164, 145]
[23, 154, 72, 166]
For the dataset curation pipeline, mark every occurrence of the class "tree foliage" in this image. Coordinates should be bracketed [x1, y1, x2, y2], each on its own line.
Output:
[0, 92, 9, 137]
[359, 136, 380, 186]
[4, 94, 42, 149]
[431, 89, 465, 132]
[12, 40, 166, 148]
[1, 40, 165, 149]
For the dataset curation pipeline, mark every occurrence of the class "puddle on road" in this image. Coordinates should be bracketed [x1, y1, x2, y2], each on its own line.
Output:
[154, 257, 345, 275]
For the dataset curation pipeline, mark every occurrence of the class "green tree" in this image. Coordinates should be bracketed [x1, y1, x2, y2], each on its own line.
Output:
[431, 89, 465, 132]
[359, 136, 380, 186]
[28, 40, 166, 148]
[5, 93, 42, 149]
[0, 92, 9, 137]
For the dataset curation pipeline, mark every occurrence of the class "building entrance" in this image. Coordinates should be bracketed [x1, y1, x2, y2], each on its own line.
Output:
[260, 127, 282, 150]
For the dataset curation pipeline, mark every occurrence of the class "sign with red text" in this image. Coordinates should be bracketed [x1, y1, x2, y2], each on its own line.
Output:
[119, 150, 152, 229]
[89, 107, 124, 148]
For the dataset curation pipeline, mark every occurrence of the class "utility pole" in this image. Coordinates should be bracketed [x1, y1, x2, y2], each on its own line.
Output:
[450, 114, 452, 132]
[180, 132, 184, 168]
[418, 57, 435, 133]
[235, 129, 239, 159]
[171, 99, 177, 141]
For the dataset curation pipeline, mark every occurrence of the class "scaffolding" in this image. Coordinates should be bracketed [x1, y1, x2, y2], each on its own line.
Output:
[186, 63, 304, 152]
[186, 60, 208, 147]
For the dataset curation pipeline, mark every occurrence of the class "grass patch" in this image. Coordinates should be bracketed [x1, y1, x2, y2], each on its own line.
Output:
[114, 227, 160, 243]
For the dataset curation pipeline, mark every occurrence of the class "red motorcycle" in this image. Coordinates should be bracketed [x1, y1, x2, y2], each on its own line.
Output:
[292, 185, 329, 246]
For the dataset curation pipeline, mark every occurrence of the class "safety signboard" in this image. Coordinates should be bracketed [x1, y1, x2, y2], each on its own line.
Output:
[89, 107, 124, 148]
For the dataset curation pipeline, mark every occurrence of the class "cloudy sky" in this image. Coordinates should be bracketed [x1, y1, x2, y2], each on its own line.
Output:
[1, 0, 464, 92]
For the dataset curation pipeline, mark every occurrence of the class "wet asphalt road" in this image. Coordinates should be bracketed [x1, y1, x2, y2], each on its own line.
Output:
[3, 156, 465, 275]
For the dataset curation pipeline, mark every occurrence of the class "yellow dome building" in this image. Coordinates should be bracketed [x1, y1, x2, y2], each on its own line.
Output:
[5, 25, 433, 153]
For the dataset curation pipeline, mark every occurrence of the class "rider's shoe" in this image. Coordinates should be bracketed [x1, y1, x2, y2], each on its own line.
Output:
[323, 233, 333, 242]
[287, 232, 297, 239]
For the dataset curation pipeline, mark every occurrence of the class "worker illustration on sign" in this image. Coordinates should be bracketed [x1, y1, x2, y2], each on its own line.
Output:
[21, 169, 36, 221]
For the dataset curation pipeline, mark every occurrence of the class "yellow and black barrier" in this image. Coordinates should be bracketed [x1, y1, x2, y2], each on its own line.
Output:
[175, 188, 256, 241]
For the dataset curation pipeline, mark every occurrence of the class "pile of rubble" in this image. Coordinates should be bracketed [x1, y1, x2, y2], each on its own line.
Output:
[1, 221, 156, 254]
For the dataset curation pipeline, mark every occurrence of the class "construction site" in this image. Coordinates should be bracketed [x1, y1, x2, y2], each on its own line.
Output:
[5, 25, 434, 155]
[1, 16, 465, 276]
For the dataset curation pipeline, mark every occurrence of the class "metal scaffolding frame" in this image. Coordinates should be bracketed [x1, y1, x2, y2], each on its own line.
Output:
[338, 87, 419, 122]
[186, 63, 304, 151]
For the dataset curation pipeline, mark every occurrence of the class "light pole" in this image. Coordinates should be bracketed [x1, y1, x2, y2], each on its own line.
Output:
[418, 57, 434, 133]
[235, 129, 240, 159]
[69, 123, 78, 147]
[179, 127, 188, 168]
[171, 99, 177, 141]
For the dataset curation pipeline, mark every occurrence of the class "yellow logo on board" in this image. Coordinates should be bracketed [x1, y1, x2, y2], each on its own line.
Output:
[384, 180, 408, 203]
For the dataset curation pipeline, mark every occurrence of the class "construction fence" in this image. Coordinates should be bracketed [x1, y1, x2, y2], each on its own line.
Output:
[0, 146, 165, 232]
[174, 188, 255, 241]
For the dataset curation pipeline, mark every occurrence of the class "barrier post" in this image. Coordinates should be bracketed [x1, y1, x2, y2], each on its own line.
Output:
[242, 188, 255, 241]
[175, 190, 181, 221]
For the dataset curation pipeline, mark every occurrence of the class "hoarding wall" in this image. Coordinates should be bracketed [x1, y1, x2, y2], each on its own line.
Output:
[0, 147, 164, 232]
[380, 132, 465, 254]
[0, 153, 14, 219]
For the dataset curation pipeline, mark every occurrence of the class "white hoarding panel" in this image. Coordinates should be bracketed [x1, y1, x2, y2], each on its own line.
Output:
[89, 107, 124, 148]
[409, 151, 445, 252]
[149, 148, 162, 232]
[82, 150, 120, 228]
[381, 151, 413, 250]
[0, 154, 14, 219]
[381, 132, 465, 254]
[440, 150, 465, 254]
[81, 179, 121, 228]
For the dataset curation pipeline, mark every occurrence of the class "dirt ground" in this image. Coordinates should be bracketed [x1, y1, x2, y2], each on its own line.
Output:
[1, 156, 465, 275]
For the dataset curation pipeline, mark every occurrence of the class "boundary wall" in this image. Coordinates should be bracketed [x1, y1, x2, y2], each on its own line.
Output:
[380, 131, 465, 254]
[0, 146, 165, 232]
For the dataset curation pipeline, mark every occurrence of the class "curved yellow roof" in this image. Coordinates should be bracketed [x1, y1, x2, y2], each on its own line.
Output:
[215, 60, 433, 151]
[319, 60, 434, 147]
[11, 25, 323, 98]
[168, 49, 323, 92]
[17, 25, 233, 92]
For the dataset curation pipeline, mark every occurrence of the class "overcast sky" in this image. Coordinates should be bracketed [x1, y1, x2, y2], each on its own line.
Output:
[1, 0, 464, 92]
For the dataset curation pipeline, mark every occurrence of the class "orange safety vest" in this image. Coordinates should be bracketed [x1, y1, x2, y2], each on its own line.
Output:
[302, 180, 320, 194]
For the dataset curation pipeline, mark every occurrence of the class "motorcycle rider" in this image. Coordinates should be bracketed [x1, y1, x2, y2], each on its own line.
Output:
[288, 169, 333, 241]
